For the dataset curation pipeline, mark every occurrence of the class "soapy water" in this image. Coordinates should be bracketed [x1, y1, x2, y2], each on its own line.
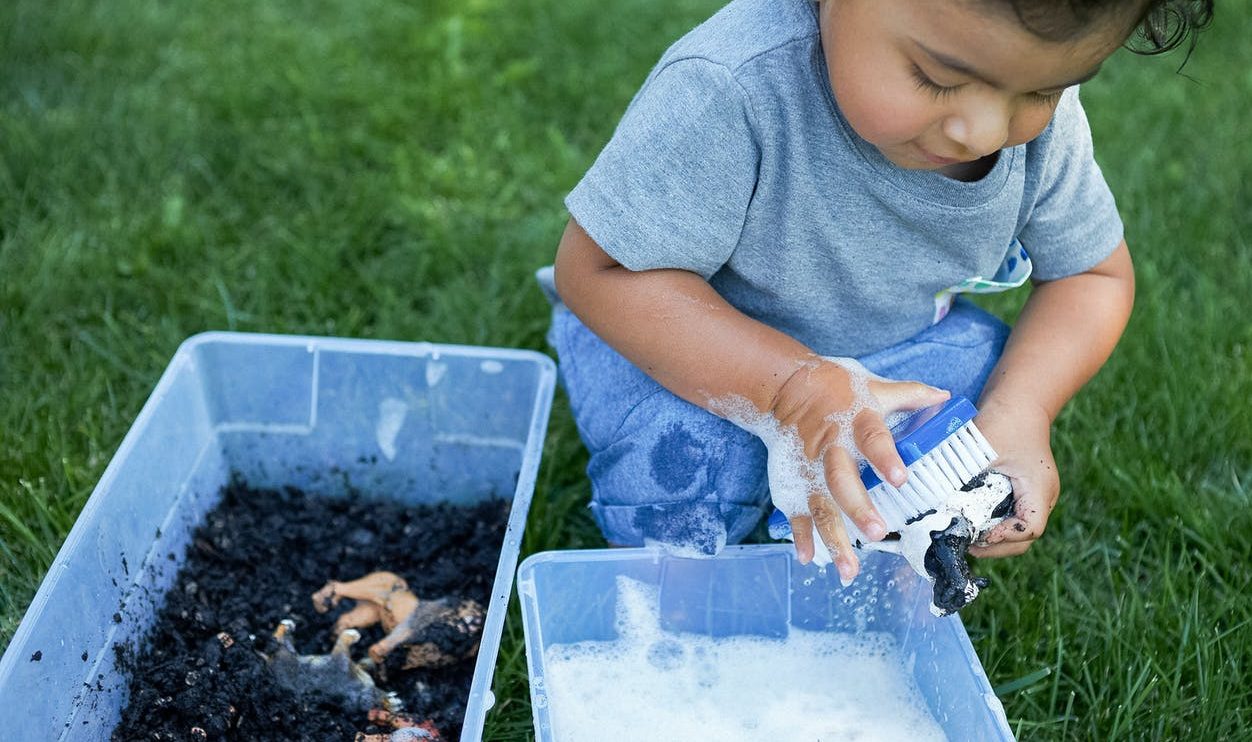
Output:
[710, 357, 908, 567]
[542, 578, 946, 742]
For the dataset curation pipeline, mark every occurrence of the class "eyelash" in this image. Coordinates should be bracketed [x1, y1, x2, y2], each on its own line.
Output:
[910, 64, 1066, 106]
[910, 64, 960, 99]
[1030, 89, 1066, 105]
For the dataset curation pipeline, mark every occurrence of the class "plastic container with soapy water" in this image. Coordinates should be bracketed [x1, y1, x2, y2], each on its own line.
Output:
[517, 545, 1015, 741]
[0, 332, 556, 742]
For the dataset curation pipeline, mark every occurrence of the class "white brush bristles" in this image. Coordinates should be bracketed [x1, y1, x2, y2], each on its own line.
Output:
[843, 420, 998, 544]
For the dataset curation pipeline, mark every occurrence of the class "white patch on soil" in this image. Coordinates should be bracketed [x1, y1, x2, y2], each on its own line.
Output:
[376, 398, 409, 461]
[425, 360, 447, 387]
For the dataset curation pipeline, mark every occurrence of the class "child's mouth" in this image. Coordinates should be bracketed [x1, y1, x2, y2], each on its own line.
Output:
[916, 145, 965, 166]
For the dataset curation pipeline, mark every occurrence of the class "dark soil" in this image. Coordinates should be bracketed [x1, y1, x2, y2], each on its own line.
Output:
[113, 479, 510, 741]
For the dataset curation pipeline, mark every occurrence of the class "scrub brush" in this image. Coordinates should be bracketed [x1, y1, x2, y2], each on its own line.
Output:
[767, 397, 1015, 615]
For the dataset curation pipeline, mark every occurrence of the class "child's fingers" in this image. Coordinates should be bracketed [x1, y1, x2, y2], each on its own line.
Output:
[823, 446, 887, 541]
[807, 490, 859, 581]
[869, 379, 950, 413]
[852, 409, 907, 488]
[788, 514, 816, 565]
[981, 479, 1049, 545]
[968, 539, 1033, 558]
[985, 513, 1045, 545]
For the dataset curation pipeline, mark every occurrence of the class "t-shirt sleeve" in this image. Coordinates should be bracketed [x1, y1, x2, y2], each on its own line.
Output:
[1017, 87, 1125, 281]
[565, 57, 760, 279]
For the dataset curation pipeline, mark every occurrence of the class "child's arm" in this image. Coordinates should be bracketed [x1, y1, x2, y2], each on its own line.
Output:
[554, 219, 950, 579]
[971, 239, 1135, 557]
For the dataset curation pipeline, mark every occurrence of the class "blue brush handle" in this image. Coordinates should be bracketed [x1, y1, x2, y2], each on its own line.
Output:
[858, 396, 978, 490]
[767, 397, 977, 538]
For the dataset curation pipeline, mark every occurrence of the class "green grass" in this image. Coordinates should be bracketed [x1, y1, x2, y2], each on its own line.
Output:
[1, 0, 1249, 738]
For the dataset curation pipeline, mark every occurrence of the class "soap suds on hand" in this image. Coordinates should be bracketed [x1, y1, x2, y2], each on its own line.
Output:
[708, 357, 889, 566]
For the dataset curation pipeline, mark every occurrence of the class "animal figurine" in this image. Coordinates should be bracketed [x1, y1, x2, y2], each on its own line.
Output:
[262, 619, 401, 715]
[261, 620, 444, 740]
[863, 469, 1014, 615]
[355, 708, 443, 741]
[311, 571, 485, 669]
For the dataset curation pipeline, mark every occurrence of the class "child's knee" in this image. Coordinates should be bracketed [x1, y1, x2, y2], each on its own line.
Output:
[593, 499, 767, 554]
[587, 400, 769, 552]
[549, 308, 771, 551]
[549, 308, 662, 450]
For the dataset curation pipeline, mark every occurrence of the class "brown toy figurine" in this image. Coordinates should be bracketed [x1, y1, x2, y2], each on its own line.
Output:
[312, 571, 486, 669]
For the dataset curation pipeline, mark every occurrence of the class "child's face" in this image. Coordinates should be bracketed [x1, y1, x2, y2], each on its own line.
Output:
[820, 0, 1132, 174]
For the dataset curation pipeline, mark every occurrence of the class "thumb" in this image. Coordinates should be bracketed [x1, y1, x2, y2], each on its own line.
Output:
[868, 379, 950, 413]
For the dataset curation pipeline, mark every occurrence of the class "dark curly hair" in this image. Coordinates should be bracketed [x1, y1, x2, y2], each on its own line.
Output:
[989, 0, 1215, 59]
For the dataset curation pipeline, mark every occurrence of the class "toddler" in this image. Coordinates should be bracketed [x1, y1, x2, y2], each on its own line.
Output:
[541, 0, 1212, 581]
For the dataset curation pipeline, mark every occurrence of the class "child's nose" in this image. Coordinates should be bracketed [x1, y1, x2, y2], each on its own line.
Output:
[943, 101, 1010, 159]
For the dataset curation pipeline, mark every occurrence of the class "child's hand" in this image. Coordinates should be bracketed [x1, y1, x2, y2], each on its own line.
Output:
[754, 358, 950, 579]
[968, 401, 1060, 557]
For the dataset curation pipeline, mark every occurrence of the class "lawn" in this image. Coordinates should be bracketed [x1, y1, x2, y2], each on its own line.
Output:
[1, 0, 1249, 738]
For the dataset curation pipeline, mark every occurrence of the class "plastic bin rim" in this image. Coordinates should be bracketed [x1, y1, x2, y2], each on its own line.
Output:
[516, 543, 982, 660]
[178, 330, 558, 370]
[519, 543, 799, 577]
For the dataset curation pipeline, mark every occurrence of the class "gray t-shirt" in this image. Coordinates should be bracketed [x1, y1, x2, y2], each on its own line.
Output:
[565, 0, 1124, 357]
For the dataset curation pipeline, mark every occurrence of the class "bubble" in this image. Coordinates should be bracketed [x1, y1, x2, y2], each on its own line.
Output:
[646, 639, 686, 671]
[695, 653, 721, 689]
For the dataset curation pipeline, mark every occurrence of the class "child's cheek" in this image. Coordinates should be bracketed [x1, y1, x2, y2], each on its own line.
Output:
[834, 77, 933, 147]
[1007, 105, 1059, 148]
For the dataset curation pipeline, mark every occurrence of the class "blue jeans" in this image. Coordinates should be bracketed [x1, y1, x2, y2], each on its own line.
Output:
[547, 292, 1009, 553]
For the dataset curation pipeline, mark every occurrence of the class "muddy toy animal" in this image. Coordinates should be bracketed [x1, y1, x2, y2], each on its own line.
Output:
[355, 708, 443, 742]
[312, 571, 485, 669]
[863, 469, 1015, 616]
[262, 621, 444, 740]
[261, 619, 402, 715]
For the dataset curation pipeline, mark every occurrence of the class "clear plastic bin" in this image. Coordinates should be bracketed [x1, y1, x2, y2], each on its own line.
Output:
[0, 332, 556, 741]
[518, 545, 1014, 741]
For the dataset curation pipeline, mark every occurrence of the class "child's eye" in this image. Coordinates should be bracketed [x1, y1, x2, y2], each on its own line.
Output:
[1028, 89, 1066, 106]
[909, 64, 961, 99]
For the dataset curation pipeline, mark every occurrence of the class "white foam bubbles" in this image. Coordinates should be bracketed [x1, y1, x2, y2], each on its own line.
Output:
[542, 577, 946, 742]
[708, 393, 817, 522]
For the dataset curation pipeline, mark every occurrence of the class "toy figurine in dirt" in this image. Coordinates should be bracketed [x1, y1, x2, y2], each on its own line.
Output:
[261, 619, 403, 714]
[312, 571, 486, 670]
[261, 620, 444, 740]
[355, 708, 443, 742]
